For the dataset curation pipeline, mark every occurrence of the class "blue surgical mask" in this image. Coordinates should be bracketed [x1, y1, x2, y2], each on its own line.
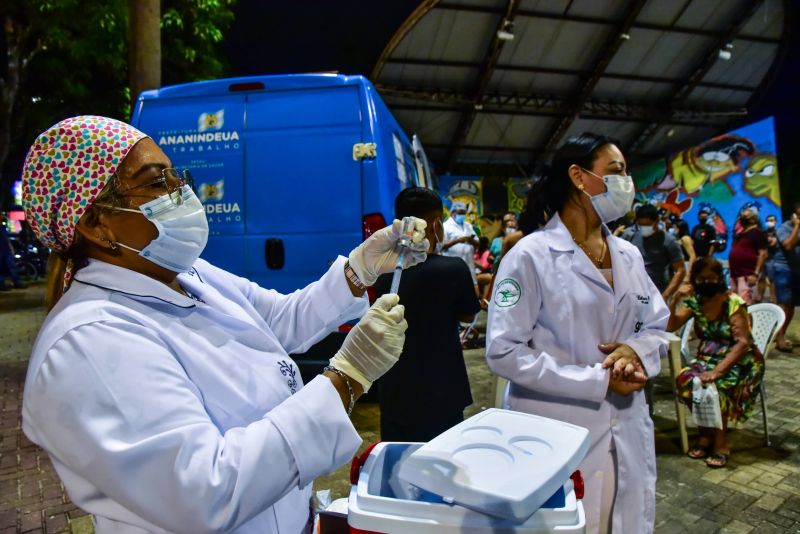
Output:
[454, 214, 466, 225]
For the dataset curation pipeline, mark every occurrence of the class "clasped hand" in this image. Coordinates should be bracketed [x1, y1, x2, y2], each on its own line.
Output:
[600, 342, 647, 396]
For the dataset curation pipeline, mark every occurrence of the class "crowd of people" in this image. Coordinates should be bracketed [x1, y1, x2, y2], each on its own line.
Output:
[12, 115, 799, 534]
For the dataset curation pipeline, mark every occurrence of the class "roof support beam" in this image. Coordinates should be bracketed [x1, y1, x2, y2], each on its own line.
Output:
[747, 0, 791, 109]
[629, 0, 765, 153]
[444, 0, 520, 173]
[383, 58, 757, 93]
[379, 85, 745, 126]
[434, 2, 779, 44]
[425, 142, 661, 161]
[539, 0, 649, 155]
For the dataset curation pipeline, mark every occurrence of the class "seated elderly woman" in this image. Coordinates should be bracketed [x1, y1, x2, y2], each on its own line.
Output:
[669, 256, 764, 468]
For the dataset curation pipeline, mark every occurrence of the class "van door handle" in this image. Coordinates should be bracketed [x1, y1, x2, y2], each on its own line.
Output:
[265, 238, 285, 270]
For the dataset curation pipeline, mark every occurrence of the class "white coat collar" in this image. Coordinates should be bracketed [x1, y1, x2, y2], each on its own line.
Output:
[543, 213, 636, 300]
[72, 259, 199, 308]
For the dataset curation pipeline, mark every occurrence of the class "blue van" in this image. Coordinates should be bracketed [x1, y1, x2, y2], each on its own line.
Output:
[131, 73, 434, 379]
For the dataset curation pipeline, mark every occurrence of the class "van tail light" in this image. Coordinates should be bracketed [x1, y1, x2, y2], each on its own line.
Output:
[362, 213, 387, 241]
[361, 214, 386, 304]
[570, 470, 584, 500]
[229, 82, 265, 92]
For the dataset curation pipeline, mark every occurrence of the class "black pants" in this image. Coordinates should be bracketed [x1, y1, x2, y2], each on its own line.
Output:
[380, 407, 465, 442]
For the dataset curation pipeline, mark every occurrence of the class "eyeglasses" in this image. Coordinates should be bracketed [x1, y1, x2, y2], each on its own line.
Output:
[117, 168, 195, 205]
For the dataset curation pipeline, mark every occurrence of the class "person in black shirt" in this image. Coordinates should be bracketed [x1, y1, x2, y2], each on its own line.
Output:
[691, 207, 718, 258]
[374, 187, 482, 441]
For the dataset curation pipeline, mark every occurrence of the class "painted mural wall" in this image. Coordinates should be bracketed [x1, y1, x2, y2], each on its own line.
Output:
[634, 116, 781, 256]
[438, 175, 531, 240]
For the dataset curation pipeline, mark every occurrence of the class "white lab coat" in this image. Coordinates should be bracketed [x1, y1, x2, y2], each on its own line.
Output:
[486, 214, 669, 534]
[443, 216, 477, 284]
[22, 256, 368, 534]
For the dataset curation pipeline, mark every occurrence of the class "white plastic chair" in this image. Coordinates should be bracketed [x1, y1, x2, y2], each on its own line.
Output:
[679, 317, 695, 365]
[747, 303, 785, 446]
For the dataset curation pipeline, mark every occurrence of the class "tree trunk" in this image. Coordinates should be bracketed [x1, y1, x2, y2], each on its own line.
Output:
[129, 0, 161, 113]
[0, 17, 22, 197]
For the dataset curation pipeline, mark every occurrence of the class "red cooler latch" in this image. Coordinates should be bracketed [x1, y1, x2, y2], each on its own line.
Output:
[570, 470, 584, 500]
[349, 441, 381, 485]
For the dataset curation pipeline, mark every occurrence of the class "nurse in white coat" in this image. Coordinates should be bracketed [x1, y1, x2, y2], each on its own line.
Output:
[20, 116, 428, 534]
[486, 133, 669, 534]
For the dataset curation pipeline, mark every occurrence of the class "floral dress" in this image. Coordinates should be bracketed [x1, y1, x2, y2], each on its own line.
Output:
[675, 293, 764, 423]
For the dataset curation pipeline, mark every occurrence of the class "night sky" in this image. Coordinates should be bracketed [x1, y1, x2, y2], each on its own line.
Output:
[224, 0, 420, 77]
[223, 1, 799, 209]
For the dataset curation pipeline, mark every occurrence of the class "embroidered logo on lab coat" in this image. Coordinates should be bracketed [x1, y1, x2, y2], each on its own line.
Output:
[278, 360, 298, 394]
[494, 278, 522, 307]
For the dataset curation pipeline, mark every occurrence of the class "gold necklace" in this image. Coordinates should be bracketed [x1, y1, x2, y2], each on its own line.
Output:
[574, 238, 607, 267]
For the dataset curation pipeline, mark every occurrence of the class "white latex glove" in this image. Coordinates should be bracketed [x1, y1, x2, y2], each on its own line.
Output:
[348, 218, 428, 286]
[328, 293, 407, 392]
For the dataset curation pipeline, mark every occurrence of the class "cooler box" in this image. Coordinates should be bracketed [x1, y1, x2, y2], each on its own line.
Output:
[347, 409, 590, 533]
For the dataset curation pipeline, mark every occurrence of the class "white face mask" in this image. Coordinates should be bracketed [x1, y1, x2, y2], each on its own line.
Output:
[104, 186, 209, 272]
[581, 169, 634, 223]
[766, 221, 776, 229]
[638, 224, 656, 238]
[504, 226, 518, 235]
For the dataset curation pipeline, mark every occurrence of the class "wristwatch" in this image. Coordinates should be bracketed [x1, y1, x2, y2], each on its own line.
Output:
[344, 261, 366, 290]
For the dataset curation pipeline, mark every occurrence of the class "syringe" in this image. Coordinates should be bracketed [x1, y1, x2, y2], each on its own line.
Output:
[389, 217, 416, 294]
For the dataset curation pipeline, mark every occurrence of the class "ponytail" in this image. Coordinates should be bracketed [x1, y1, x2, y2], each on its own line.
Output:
[45, 252, 69, 311]
[44, 239, 87, 311]
[521, 133, 619, 233]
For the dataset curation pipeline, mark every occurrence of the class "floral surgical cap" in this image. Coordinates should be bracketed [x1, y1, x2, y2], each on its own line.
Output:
[21, 115, 148, 252]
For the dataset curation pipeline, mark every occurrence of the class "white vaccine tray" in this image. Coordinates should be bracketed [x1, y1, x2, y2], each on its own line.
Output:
[347, 439, 586, 533]
[397, 408, 590, 522]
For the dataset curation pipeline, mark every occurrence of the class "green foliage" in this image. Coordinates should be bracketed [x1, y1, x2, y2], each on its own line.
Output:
[161, 0, 236, 85]
[0, 0, 236, 205]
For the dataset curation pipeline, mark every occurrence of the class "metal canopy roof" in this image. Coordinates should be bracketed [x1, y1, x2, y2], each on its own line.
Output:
[371, 0, 787, 174]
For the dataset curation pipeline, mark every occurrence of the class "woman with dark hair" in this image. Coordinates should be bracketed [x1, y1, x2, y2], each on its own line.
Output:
[486, 133, 669, 533]
[670, 257, 764, 468]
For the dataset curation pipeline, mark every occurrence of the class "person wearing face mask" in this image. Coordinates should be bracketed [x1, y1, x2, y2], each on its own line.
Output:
[670, 257, 764, 468]
[762, 215, 779, 306]
[728, 207, 768, 305]
[664, 213, 695, 271]
[691, 207, 719, 258]
[621, 204, 686, 302]
[442, 201, 480, 293]
[490, 212, 518, 261]
[771, 206, 800, 351]
[373, 187, 480, 441]
[19, 116, 429, 534]
[486, 133, 669, 534]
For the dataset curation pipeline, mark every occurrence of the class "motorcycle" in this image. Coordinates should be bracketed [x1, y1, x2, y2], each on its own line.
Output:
[9, 237, 49, 282]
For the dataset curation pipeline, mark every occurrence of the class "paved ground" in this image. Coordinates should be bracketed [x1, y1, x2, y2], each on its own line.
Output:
[2, 282, 800, 533]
